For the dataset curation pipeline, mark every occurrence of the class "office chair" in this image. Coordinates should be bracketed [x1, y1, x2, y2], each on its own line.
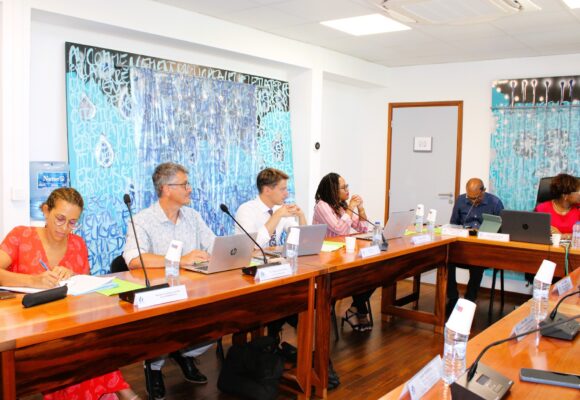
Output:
[110, 255, 129, 272]
[536, 176, 555, 206]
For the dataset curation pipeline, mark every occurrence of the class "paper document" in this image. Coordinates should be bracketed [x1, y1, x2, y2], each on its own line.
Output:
[320, 241, 345, 252]
[0, 286, 43, 294]
[60, 275, 117, 296]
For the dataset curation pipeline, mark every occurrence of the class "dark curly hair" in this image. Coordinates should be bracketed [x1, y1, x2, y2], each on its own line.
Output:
[550, 173, 579, 199]
[41, 187, 84, 211]
[315, 173, 347, 216]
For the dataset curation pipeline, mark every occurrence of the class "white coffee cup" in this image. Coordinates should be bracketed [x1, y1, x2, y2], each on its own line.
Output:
[551, 233, 561, 247]
[345, 236, 357, 253]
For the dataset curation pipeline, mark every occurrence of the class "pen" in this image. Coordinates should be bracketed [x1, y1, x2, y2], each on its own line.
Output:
[39, 259, 51, 271]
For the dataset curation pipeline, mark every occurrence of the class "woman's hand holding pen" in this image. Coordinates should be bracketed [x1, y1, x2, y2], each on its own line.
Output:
[52, 266, 74, 281]
[32, 271, 60, 288]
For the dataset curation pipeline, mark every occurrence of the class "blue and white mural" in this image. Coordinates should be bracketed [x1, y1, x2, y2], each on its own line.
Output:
[65, 43, 294, 274]
[490, 76, 580, 211]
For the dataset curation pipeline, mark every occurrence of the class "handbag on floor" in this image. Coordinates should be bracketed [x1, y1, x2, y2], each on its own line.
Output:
[217, 336, 284, 400]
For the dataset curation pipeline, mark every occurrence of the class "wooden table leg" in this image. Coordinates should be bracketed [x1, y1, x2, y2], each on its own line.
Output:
[295, 277, 315, 400]
[313, 274, 331, 399]
[381, 283, 397, 322]
[1, 350, 16, 400]
[434, 263, 448, 334]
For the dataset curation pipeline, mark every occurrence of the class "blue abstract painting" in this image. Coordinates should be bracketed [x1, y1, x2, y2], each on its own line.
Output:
[65, 43, 293, 274]
[490, 77, 580, 211]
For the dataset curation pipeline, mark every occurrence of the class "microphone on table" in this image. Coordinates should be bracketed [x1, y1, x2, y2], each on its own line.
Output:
[539, 288, 580, 340]
[349, 208, 388, 251]
[450, 314, 580, 400]
[219, 203, 281, 276]
[118, 194, 169, 303]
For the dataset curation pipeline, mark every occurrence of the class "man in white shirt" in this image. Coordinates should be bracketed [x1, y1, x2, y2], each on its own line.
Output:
[235, 168, 307, 247]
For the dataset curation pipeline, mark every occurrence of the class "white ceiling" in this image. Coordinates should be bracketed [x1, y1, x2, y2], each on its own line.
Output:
[152, 0, 580, 67]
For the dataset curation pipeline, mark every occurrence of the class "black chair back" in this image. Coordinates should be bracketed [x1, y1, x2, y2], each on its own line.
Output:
[110, 255, 129, 273]
[535, 176, 554, 205]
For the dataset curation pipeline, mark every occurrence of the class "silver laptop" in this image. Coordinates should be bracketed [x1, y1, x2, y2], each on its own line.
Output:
[500, 210, 551, 245]
[266, 224, 328, 257]
[182, 233, 256, 274]
[355, 210, 415, 240]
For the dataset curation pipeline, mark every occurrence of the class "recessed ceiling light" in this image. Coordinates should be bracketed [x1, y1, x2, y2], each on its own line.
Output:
[320, 13, 410, 36]
[562, 0, 580, 8]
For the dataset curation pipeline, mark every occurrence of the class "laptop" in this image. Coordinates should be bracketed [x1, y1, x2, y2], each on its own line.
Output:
[356, 210, 415, 240]
[500, 210, 551, 245]
[266, 224, 328, 257]
[479, 213, 502, 233]
[182, 233, 256, 274]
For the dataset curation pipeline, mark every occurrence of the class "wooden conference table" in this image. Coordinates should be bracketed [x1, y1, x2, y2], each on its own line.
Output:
[0, 264, 326, 400]
[0, 235, 577, 399]
[379, 266, 580, 400]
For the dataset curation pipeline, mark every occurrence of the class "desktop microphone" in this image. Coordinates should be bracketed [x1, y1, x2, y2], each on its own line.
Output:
[118, 194, 169, 303]
[539, 288, 580, 340]
[349, 208, 388, 251]
[219, 203, 280, 275]
[450, 314, 580, 400]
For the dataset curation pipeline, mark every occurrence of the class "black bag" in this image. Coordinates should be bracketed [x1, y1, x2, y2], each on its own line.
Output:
[217, 336, 284, 400]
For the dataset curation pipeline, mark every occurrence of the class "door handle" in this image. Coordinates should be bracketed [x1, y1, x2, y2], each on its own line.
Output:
[438, 193, 453, 197]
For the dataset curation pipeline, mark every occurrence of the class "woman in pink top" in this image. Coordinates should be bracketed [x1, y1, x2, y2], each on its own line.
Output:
[0, 188, 140, 400]
[535, 173, 580, 240]
[313, 173, 374, 331]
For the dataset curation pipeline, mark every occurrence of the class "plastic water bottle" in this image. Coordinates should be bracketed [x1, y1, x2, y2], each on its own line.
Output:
[442, 326, 469, 384]
[165, 257, 180, 286]
[531, 277, 550, 322]
[427, 209, 437, 239]
[285, 242, 298, 273]
[572, 221, 580, 249]
[415, 204, 424, 233]
[372, 221, 382, 247]
[165, 239, 183, 286]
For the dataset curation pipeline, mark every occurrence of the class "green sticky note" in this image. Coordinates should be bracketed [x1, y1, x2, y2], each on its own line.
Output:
[97, 278, 145, 296]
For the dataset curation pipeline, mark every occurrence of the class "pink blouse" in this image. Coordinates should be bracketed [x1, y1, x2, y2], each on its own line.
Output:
[313, 200, 369, 237]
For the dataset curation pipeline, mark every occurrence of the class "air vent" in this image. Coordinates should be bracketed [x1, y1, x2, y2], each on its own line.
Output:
[371, 0, 540, 25]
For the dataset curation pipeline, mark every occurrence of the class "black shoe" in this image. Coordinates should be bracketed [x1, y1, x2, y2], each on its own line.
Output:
[280, 342, 297, 364]
[328, 360, 340, 390]
[170, 352, 208, 384]
[144, 368, 165, 400]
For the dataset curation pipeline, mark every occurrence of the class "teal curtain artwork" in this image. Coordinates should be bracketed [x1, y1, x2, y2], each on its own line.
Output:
[65, 43, 293, 274]
[490, 77, 580, 212]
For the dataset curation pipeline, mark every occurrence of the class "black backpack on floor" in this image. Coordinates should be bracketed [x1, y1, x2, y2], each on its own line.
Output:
[217, 336, 284, 400]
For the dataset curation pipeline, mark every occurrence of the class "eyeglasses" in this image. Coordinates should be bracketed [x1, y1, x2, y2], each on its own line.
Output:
[167, 181, 191, 190]
[54, 214, 80, 230]
[339, 184, 349, 191]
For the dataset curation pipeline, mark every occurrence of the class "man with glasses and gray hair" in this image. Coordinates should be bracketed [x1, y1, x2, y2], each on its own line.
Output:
[123, 162, 215, 400]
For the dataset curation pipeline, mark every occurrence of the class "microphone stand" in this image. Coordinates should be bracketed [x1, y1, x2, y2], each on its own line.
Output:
[118, 194, 169, 304]
[539, 288, 580, 340]
[349, 208, 388, 251]
[220, 203, 281, 275]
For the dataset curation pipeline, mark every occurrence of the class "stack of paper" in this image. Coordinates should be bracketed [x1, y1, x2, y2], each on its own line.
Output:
[60, 275, 117, 296]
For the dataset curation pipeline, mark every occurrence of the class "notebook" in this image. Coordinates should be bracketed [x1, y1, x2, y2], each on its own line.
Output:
[500, 210, 551, 245]
[182, 233, 256, 274]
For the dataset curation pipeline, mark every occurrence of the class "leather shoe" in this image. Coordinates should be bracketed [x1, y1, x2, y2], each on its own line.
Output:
[144, 367, 165, 400]
[170, 351, 208, 384]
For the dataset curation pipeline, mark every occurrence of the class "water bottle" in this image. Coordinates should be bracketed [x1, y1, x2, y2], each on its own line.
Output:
[572, 221, 580, 249]
[165, 240, 183, 286]
[285, 242, 298, 273]
[531, 278, 550, 322]
[415, 204, 424, 233]
[372, 221, 382, 247]
[442, 298, 476, 385]
[427, 209, 437, 238]
[285, 227, 300, 273]
[442, 326, 469, 384]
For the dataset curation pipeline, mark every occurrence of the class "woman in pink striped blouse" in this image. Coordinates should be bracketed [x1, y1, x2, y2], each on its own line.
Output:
[313, 173, 375, 331]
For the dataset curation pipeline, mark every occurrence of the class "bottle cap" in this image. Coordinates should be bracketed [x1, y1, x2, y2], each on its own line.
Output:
[165, 240, 183, 262]
[287, 227, 300, 246]
[534, 259, 556, 284]
[445, 298, 476, 336]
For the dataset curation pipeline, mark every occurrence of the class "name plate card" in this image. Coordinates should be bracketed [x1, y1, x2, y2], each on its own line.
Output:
[134, 285, 188, 308]
[441, 225, 469, 237]
[255, 263, 293, 282]
[410, 234, 432, 245]
[359, 245, 380, 259]
[553, 276, 573, 296]
[477, 231, 510, 242]
[510, 315, 536, 341]
[399, 355, 443, 400]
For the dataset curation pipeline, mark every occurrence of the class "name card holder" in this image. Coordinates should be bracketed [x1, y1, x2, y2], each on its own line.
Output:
[553, 276, 573, 296]
[410, 234, 432, 245]
[441, 225, 469, 237]
[510, 315, 536, 341]
[134, 285, 188, 308]
[399, 355, 443, 400]
[359, 245, 380, 259]
[477, 231, 510, 242]
[255, 262, 293, 282]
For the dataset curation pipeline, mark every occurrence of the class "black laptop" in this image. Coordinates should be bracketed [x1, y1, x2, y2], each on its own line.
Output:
[500, 210, 551, 245]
